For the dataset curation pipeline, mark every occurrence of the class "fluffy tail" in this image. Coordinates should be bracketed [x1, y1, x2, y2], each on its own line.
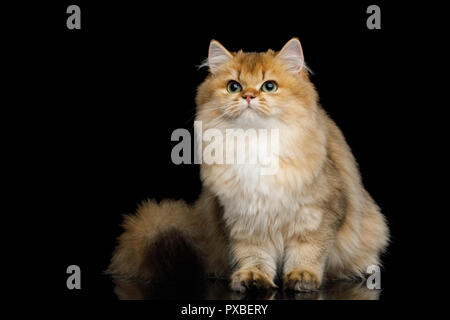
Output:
[106, 194, 230, 283]
[107, 199, 206, 282]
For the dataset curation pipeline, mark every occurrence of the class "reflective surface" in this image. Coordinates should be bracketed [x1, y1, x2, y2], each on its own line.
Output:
[113, 278, 381, 300]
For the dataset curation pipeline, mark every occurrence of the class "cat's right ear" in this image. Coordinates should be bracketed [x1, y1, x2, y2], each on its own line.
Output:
[207, 40, 233, 73]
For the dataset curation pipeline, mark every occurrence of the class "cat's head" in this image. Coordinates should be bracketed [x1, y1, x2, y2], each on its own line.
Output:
[196, 38, 318, 128]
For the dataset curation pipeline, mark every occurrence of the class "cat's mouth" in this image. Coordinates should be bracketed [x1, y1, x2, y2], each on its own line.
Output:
[240, 104, 258, 115]
[240, 100, 260, 113]
[220, 100, 272, 123]
[242, 102, 270, 118]
[245, 103, 255, 111]
[236, 104, 267, 123]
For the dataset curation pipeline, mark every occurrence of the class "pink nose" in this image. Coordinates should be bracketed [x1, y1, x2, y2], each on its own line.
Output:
[243, 94, 255, 104]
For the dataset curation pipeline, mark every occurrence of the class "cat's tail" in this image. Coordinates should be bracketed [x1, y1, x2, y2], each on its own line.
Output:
[106, 193, 229, 283]
[106, 200, 205, 282]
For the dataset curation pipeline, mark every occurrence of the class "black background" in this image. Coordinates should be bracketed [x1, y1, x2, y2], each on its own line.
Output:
[12, 0, 424, 303]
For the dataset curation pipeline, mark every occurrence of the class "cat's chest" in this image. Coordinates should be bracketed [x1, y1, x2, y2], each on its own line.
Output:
[201, 126, 312, 215]
[202, 145, 322, 237]
[215, 163, 322, 237]
[218, 163, 303, 216]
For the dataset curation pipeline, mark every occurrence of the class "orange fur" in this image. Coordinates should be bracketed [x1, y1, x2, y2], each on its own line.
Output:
[107, 38, 389, 293]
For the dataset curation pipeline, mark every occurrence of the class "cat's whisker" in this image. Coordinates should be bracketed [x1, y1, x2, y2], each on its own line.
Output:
[197, 103, 237, 117]
[205, 111, 232, 129]
[256, 103, 273, 116]
[198, 106, 225, 113]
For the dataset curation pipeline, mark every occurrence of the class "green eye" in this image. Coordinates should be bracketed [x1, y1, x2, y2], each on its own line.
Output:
[261, 81, 278, 93]
[227, 81, 242, 93]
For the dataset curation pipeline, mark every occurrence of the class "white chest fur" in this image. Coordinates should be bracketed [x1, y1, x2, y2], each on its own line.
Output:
[200, 122, 325, 240]
[217, 163, 322, 238]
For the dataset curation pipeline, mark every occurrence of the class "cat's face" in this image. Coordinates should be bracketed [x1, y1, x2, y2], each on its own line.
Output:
[196, 38, 318, 128]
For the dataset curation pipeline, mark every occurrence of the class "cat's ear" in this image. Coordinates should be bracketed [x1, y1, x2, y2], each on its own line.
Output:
[276, 38, 304, 74]
[207, 40, 233, 73]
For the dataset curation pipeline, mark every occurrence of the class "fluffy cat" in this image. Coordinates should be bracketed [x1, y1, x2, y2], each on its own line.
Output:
[107, 38, 389, 293]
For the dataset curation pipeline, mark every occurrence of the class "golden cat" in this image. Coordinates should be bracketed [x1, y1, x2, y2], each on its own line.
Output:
[107, 38, 389, 293]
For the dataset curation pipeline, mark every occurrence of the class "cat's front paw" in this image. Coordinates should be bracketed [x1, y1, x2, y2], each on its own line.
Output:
[230, 267, 276, 293]
[283, 269, 322, 292]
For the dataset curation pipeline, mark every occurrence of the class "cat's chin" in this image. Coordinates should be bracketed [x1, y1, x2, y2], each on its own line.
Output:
[232, 110, 265, 127]
[228, 108, 274, 128]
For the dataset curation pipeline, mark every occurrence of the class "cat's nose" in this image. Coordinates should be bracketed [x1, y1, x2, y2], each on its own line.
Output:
[242, 93, 255, 104]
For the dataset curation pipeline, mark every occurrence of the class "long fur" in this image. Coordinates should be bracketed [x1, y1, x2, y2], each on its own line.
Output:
[107, 39, 389, 293]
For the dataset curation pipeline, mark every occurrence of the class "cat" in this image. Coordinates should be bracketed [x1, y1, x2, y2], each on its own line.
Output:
[107, 38, 389, 293]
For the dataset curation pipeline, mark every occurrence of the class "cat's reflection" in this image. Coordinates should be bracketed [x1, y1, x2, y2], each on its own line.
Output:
[282, 280, 381, 300]
[113, 278, 380, 300]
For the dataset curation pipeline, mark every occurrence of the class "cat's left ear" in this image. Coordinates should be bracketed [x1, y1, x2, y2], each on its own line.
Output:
[276, 38, 304, 74]
[207, 40, 233, 74]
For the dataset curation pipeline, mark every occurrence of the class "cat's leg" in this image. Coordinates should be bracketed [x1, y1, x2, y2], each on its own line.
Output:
[327, 193, 389, 279]
[229, 237, 279, 292]
[282, 231, 334, 292]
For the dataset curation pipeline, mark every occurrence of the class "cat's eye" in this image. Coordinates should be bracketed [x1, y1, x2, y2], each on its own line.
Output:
[227, 81, 242, 94]
[261, 81, 278, 93]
